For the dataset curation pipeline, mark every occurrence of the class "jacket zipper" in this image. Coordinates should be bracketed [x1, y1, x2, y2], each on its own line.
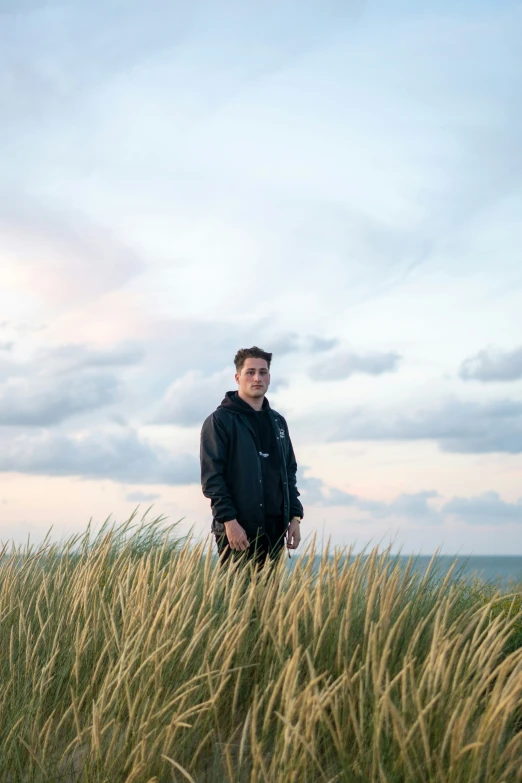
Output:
[238, 415, 265, 518]
[238, 413, 290, 528]
[271, 414, 289, 519]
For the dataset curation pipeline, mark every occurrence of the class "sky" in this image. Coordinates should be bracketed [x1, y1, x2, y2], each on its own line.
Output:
[1, 0, 521, 554]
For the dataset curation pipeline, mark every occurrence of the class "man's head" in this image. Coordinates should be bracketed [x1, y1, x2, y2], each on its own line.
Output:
[234, 346, 272, 403]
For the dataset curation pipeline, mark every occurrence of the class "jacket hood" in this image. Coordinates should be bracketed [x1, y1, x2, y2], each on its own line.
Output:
[219, 390, 271, 414]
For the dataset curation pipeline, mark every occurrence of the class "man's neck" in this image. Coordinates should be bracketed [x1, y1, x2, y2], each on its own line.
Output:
[237, 389, 264, 412]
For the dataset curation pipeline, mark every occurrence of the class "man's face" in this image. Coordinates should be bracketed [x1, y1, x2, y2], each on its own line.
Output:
[235, 358, 270, 399]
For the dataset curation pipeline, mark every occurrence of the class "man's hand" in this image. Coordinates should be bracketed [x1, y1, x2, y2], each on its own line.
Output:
[224, 519, 250, 551]
[286, 519, 301, 550]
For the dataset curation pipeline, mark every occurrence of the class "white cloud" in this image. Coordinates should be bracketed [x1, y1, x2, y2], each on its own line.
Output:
[153, 368, 232, 427]
[460, 345, 522, 382]
[296, 397, 522, 454]
[0, 427, 199, 484]
[0, 371, 120, 426]
[442, 491, 522, 525]
[310, 350, 402, 381]
[268, 333, 339, 355]
[153, 367, 289, 427]
[0, 197, 145, 306]
[299, 469, 522, 526]
[36, 341, 144, 370]
[298, 468, 441, 521]
[125, 490, 161, 502]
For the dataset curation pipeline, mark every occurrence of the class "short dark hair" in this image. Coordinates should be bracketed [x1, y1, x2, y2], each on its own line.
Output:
[234, 346, 272, 373]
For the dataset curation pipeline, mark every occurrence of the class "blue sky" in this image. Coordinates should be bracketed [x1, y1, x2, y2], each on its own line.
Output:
[1, 0, 521, 552]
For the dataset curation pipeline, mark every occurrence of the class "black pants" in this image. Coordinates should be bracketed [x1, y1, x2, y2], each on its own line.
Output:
[215, 515, 287, 568]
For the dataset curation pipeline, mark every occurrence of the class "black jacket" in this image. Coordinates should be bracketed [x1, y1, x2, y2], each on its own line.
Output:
[200, 391, 304, 536]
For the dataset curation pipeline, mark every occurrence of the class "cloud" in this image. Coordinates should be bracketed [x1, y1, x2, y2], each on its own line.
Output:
[0, 197, 145, 305]
[0, 340, 143, 427]
[267, 333, 302, 355]
[0, 342, 13, 351]
[140, 317, 284, 388]
[460, 345, 522, 382]
[153, 367, 288, 427]
[153, 368, 232, 428]
[298, 470, 522, 526]
[251, 333, 339, 357]
[0, 357, 18, 384]
[307, 336, 340, 353]
[297, 397, 522, 454]
[2, 318, 251, 407]
[309, 350, 402, 381]
[0, 371, 120, 426]
[297, 469, 357, 506]
[125, 490, 161, 503]
[0, 325, 296, 431]
[380, 491, 441, 522]
[392, 398, 522, 455]
[36, 341, 144, 370]
[442, 492, 522, 525]
[298, 468, 441, 520]
[0, 1, 193, 130]
[0, 427, 199, 484]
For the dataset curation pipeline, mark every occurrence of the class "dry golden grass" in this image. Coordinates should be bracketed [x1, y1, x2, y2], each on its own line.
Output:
[0, 513, 520, 782]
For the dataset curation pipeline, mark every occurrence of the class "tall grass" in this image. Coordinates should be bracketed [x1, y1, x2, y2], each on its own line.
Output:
[0, 513, 520, 782]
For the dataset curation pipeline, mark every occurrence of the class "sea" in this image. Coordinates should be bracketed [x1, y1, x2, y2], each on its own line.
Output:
[286, 554, 522, 590]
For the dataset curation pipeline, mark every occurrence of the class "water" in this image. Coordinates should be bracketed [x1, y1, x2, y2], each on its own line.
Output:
[287, 554, 522, 590]
[394, 556, 522, 589]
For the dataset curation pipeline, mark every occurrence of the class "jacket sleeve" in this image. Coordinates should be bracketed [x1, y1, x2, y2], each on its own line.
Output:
[284, 419, 304, 521]
[200, 413, 238, 524]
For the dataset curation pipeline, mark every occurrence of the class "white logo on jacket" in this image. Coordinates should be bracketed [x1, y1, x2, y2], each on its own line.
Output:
[279, 428, 285, 438]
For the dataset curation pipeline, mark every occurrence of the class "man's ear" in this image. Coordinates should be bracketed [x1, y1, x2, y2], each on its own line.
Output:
[234, 372, 240, 385]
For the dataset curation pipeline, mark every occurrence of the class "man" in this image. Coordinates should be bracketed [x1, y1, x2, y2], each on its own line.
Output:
[200, 346, 303, 566]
